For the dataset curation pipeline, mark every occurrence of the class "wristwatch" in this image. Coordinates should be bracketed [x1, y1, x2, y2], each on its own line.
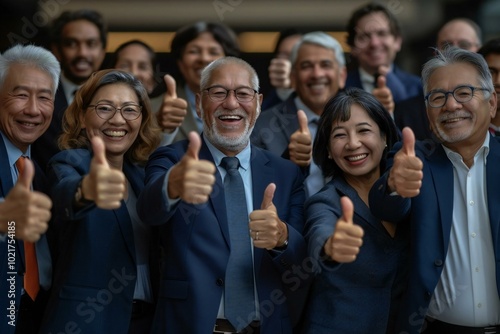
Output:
[74, 179, 92, 205]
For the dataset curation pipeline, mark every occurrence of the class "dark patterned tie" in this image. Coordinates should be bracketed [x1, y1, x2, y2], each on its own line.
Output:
[220, 157, 255, 331]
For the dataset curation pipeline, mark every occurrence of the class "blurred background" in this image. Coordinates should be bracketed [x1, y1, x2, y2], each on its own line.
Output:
[1, 0, 498, 95]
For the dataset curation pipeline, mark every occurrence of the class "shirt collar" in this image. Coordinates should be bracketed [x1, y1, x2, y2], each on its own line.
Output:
[442, 132, 490, 166]
[204, 135, 251, 171]
[294, 96, 320, 124]
[0, 131, 31, 168]
[60, 74, 81, 105]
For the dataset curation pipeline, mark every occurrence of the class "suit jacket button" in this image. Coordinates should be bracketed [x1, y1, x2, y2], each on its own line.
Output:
[216, 278, 224, 286]
[434, 259, 443, 267]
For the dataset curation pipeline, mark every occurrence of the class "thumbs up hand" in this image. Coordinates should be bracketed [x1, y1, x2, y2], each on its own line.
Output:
[268, 58, 292, 89]
[372, 74, 395, 115]
[157, 74, 188, 133]
[324, 196, 364, 263]
[82, 136, 126, 209]
[0, 159, 51, 242]
[167, 131, 216, 204]
[388, 127, 424, 197]
[288, 109, 312, 167]
[249, 183, 288, 249]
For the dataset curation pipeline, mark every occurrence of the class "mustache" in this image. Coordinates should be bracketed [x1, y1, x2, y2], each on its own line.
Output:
[437, 111, 471, 122]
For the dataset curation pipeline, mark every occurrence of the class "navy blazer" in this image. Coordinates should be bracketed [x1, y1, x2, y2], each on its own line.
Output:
[346, 66, 422, 103]
[301, 177, 409, 334]
[40, 149, 159, 334]
[137, 136, 310, 333]
[369, 135, 500, 333]
[32, 81, 69, 172]
[0, 135, 50, 334]
[251, 93, 300, 160]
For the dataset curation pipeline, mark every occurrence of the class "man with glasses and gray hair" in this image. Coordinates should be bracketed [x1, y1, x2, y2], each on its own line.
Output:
[138, 56, 310, 333]
[369, 46, 500, 333]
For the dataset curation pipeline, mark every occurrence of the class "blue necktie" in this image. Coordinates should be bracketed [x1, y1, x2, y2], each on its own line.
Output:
[221, 157, 255, 331]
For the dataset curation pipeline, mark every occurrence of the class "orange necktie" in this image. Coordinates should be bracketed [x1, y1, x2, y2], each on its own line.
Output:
[15, 156, 40, 300]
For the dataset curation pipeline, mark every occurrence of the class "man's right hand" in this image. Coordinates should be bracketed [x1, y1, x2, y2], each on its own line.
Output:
[157, 74, 188, 133]
[388, 127, 424, 197]
[0, 159, 51, 242]
[167, 132, 216, 204]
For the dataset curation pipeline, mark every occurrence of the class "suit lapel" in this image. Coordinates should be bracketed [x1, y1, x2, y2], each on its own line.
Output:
[250, 147, 273, 273]
[0, 136, 14, 197]
[198, 138, 231, 247]
[427, 145, 454, 252]
[487, 138, 500, 256]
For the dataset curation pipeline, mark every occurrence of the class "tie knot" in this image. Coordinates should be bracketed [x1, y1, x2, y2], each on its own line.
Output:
[221, 157, 240, 172]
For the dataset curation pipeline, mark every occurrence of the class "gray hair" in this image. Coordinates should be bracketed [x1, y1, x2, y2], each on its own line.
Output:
[0, 44, 61, 97]
[422, 46, 493, 99]
[290, 31, 346, 67]
[200, 56, 259, 92]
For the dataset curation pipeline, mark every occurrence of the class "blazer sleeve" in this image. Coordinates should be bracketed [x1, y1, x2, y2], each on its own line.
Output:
[137, 143, 186, 225]
[48, 149, 97, 221]
[369, 141, 412, 222]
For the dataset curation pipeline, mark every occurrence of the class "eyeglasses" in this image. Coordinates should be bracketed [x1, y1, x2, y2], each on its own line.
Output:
[88, 103, 142, 121]
[425, 85, 490, 108]
[204, 86, 257, 103]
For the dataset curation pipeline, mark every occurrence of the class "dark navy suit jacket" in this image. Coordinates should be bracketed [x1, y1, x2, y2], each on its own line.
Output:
[39, 149, 159, 333]
[301, 176, 409, 334]
[0, 135, 50, 334]
[346, 65, 422, 103]
[369, 135, 500, 333]
[137, 136, 310, 333]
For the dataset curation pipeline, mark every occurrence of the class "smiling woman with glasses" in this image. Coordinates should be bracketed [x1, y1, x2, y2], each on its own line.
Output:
[40, 69, 162, 334]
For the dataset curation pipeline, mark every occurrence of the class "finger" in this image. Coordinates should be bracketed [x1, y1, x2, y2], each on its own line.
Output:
[297, 109, 310, 134]
[186, 131, 201, 160]
[340, 196, 354, 224]
[401, 127, 416, 157]
[91, 136, 109, 167]
[17, 158, 35, 189]
[377, 65, 390, 76]
[377, 75, 387, 89]
[261, 183, 276, 210]
[164, 74, 177, 99]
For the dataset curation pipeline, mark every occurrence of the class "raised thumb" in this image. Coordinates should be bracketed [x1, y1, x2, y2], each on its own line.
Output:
[297, 109, 310, 134]
[164, 74, 177, 99]
[340, 196, 354, 224]
[401, 127, 416, 157]
[261, 183, 276, 209]
[186, 131, 201, 160]
[91, 136, 109, 167]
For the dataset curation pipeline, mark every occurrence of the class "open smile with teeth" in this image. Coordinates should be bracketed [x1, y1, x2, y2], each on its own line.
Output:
[103, 130, 127, 137]
[219, 115, 243, 121]
[18, 121, 38, 127]
[346, 154, 368, 162]
[442, 117, 468, 124]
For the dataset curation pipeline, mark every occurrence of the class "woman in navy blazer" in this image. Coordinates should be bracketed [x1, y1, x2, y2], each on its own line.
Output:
[40, 70, 161, 334]
[301, 88, 409, 334]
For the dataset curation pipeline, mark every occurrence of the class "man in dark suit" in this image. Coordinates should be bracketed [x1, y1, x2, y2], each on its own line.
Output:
[345, 3, 422, 112]
[138, 56, 310, 333]
[32, 9, 107, 171]
[369, 47, 500, 333]
[0, 44, 60, 334]
[252, 31, 347, 198]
